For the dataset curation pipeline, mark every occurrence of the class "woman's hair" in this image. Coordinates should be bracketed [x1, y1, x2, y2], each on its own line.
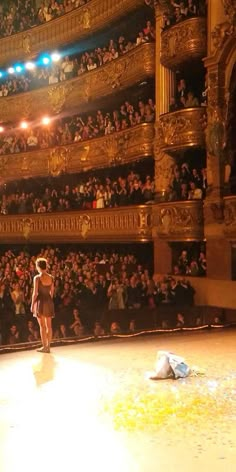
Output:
[36, 258, 47, 271]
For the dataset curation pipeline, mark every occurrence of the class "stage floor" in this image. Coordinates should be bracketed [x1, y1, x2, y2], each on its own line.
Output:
[0, 330, 236, 472]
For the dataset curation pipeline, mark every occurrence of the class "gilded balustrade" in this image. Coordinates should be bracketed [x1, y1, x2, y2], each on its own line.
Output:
[0, 201, 204, 243]
[161, 17, 207, 69]
[0, 205, 153, 243]
[155, 107, 207, 152]
[0, 123, 154, 184]
[224, 196, 236, 238]
[153, 200, 204, 241]
[0, 0, 144, 65]
[0, 43, 155, 122]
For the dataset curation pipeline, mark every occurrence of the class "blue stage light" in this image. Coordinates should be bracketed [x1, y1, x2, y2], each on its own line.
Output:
[8, 67, 15, 74]
[0, 72, 3, 78]
[15, 65, 23, 73]
[42, 56, 50, 65]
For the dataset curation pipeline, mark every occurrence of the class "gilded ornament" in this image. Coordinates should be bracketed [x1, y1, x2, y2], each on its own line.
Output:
[22, 218, 33, 240]
[224, 198, 236, 226]
[222, 0, 236, 25]
[156, 109, 206, 151]
[211, 22, 234, 50]
[161, 18, 206, 68]
[22, 33, 32, 53]
[80, 215, 91, 239]
[154, 149, 175, 192]
[81, 8, 91, 29]
[48, 84, 73, 114]
[206, 107, 226, 161]
[48, 147, 71, 176]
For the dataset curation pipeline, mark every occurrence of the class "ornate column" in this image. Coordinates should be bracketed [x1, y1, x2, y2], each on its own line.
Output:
[154, 3, 176, 201]
[203, 0, 233, 279]
[153, 2, 175, 273]
[155, 5, 175, 117]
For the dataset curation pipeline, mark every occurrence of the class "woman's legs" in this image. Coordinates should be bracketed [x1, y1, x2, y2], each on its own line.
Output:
[37, 315, 52, 352]
[37, 316, 47, 351]
[45, 317, 52, 352]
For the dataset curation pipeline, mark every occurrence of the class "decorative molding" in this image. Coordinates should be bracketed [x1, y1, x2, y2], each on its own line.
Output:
[0, 0, 144, 65]
[153, 200, 204, 240]
[0, 43, 155, 122]
[0, 200, 206, 242]
[211, 1, 236, 51]
[0, 123, 154, 184]
[155, 108, 207, 152]
[0, 206, 153, 243]
[224, 196, 236, 236]
[153, 149, 175, 194]
[222, 0, 236, 22]
[161, 18, 207, 69]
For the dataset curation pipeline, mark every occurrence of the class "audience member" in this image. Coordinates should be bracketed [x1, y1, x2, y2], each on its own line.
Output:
[0, 19, 155, 99]
[0, 0, 91, 39]
[174, 248, 206, 276]
[162, 1, 206, 30]
[0, 97, 155, 157]
[0, 245, 196, 345]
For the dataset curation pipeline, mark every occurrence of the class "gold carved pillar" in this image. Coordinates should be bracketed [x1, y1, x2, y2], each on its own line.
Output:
[154, 5, 175, 200]
[153, 4, 175, 275]
[204, 0, 232, 279]
[155, 7, 175, 116]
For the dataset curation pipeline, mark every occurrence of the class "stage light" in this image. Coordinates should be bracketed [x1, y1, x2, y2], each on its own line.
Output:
[0, 126, 4, 133]
[41, 116, 51, 126]
[8, 67, 15, 74]
[42, 56, 50, 65]
[0, 72, 3, 78]
[15, 65, 23, 73]
[20, 121, 28, 129]
[51, 52, 61, 62]
[25, 62, 35, 70]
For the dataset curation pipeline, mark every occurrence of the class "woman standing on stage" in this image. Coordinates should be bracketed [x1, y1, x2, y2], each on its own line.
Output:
[31, 258, 54, 353]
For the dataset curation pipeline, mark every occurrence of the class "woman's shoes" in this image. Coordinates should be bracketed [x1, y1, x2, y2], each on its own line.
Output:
[37, 347, 47, 353]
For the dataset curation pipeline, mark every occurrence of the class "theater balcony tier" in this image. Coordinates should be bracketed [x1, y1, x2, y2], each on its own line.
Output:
[224, 196, 236, 239]
[0, 43, 155, 122]
[155, 107, 207, 153]
[0, 206, 153, 244]
[153, 200, 204, 241]
[0, 0, 144, 65]
[161, 18, 207, 69]
[0, 201, 204, 244]
[0, 123, 154, 184]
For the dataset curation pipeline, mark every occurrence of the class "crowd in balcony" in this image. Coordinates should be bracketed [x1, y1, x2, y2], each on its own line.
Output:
[0, 0, 91, 38]
[0, 245, 196, 345]
[173, 248, 206, 277]
[162, 0, 206, 30]
[0, 97, 155, 156]
[0, 19, 155, 98]
[0, 167, 155, 215]
[169, 78, 206, 112]
[165, 163, 207, 201]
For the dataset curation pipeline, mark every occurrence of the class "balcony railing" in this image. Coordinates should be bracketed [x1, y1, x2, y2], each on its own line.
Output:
[0, 123, 154, 184]
[155, 107, 207, 152]
[0, 43, 155, 122]
[153, 200, 204, 241]
[161, 17, 207, 69]
[0, 200, 204, 243]
[0, 0, 144, 65]
[224, 196, 236, 237]
[0, 205, 153, 244]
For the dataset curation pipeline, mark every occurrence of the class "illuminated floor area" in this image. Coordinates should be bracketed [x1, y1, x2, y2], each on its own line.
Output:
[0, 331, 236, 472]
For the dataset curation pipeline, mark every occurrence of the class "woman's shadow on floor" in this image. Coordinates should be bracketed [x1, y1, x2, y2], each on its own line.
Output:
[33, 353, 57, 387]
